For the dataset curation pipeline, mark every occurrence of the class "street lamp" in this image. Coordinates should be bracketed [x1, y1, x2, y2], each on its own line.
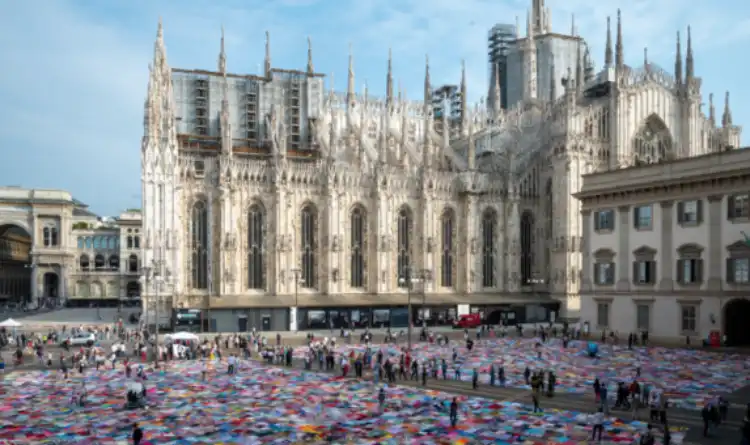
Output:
[289, 268, 305, 331]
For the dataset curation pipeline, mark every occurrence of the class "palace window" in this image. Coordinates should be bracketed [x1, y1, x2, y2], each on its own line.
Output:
[397, 206, 412, 287]
[594, 262, 615, 285]
[728, 194, 750, 220]
[300, 205, 317, 288]
[247, 204, 265, 289]
[94, 254, 105, 270]
[680, 304, 697, 333]
[633, 205, 653, 230]
[190, 200, 209, 289]
[633, 260, 656, 284]
[109, 255, 120, 270]
[350, 206, 366, 288]
[127, 236, 133, 249]
[728, 258, 750, 283]
[481, 209, 497, 288]
[677, 200, 702, 225]
[593, 209, 615, 231]
[441, 208, 455, 287]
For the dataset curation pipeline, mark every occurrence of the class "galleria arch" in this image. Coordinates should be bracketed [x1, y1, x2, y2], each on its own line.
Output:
[0, 223, 32, 304]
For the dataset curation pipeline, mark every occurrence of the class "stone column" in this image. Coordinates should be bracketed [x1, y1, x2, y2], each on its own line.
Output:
[59, 265, 67, 300]
[580, 209, 592, 291]
[707, 195, 724, 290]
[616, 205, 631, 291]
[659, 200, 674, 290]
[30, 264, 39, 304]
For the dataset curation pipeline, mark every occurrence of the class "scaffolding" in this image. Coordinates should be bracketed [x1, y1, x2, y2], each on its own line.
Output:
[245, 80, 259, 143]
[194, 78, 210, 136]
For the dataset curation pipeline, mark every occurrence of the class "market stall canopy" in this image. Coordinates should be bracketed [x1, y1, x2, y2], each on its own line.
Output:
[0, 318, 22, 327]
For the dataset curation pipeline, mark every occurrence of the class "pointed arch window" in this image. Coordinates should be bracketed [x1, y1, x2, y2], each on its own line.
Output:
[247, 204, 265, 289]
[481, 209, 497, 288]
[300, 205, 317, 288]
[191, 200, 209, 290]
[397, 206, 412, 287]
[350, 206, 366, 288]
[520, 211, 534, 285]
[441, 208, 455, 287]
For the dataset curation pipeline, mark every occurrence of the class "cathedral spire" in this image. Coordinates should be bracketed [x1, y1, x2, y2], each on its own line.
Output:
[423, 55, 431, 106]
[218, 27, 227, 74]
[467, 114, 476, 170]
[604, 16, 613, 67]
[422, 56, 433, 169]
[722, 91, 732, 127]
[386, 48, 394, 107]
[264, 31, 272, 78]
[346, 43, 355, 107]
[575, 39, 583, 93]
[709, 93, 716, 127]
[306, 36, 314, 75]
[643, 47, 649, 71]
[491, 63, 502, 118]
[686, 26, 694, 82]
[674, 31, 683, 86]
[460, 60, 468, 135]
[570, 13, 576, 36]
[615, 10, 624, 69]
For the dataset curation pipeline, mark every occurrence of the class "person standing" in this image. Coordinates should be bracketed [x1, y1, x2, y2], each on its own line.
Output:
[449, 397, 458, 428]
[132, 422, 143, 445]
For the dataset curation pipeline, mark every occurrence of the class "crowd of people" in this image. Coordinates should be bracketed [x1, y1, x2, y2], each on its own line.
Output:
[1, 319, 749, 444]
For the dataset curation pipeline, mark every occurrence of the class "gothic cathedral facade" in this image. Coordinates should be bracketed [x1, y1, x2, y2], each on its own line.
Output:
[141, 9, 740, 331]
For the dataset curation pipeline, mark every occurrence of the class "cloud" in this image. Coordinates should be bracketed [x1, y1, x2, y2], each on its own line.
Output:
[0, 0, 747, 216]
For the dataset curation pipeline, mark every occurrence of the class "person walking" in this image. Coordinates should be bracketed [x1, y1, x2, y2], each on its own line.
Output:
[591, 408, 605, 442]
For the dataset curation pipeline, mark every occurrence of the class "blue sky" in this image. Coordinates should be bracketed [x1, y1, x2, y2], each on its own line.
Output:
[1, 0, 748, 216]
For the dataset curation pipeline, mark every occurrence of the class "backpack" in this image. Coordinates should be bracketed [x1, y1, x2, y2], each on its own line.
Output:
[640, 432, 655, 445]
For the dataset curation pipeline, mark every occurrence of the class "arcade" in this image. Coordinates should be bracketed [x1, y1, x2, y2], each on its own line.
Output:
[0, 224, 32, 305]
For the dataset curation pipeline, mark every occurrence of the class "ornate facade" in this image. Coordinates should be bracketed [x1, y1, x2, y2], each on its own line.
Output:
[142, 7, 741, 331]
[0, 186, 144, 308]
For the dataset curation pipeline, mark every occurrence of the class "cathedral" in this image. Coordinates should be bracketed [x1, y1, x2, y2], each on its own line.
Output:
[140, 5, 740, 332]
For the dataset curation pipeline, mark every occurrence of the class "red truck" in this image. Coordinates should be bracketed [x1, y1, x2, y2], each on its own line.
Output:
[453, 313, 482, 329]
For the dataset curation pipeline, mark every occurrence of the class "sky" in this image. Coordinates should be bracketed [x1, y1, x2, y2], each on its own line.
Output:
[1, 0, 749, 216]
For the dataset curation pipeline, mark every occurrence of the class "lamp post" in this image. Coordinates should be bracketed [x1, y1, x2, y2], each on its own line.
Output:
[289, 268, 304, 331]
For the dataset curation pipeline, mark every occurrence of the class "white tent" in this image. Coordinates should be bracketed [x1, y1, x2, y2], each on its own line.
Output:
[0, 318, 22, 328]
[167, 331, 199, 341]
